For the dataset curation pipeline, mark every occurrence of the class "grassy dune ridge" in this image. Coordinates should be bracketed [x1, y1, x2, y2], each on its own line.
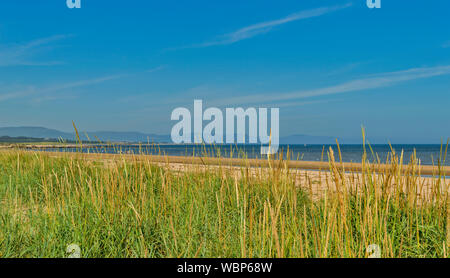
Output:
[0, 144, 448, 258]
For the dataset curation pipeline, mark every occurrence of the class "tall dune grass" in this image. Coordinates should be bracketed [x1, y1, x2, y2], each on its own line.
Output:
[0, 142, 447, 258]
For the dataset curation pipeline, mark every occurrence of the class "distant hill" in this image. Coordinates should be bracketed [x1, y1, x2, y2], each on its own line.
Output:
[0, 127, 344, 144]
[2, 126, 429, 145]
[0, 127, 71, 140]
[0, 127, 360, 144]
[0, 127, 170, 143]
[280, 134, 338, 144]
[0, 136, 63, 143]
[77, 131, 170, 143]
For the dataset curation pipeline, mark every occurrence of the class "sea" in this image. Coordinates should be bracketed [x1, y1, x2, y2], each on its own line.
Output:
[36, 144, 450, 166]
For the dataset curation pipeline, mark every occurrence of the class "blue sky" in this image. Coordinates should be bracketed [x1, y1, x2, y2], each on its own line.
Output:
[0, 0, 449, 142]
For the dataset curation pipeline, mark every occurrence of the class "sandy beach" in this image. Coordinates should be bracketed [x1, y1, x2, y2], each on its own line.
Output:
[29, 150, 448, 201]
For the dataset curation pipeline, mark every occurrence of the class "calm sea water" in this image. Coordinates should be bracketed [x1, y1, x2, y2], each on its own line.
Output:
[38, 144, 450, 166]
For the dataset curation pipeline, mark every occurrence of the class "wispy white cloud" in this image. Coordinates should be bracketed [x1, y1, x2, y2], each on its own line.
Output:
[42, 74, 126, 92]
[0, 88, 34, 102]
[0, 65, 167, 103]
[146, 65, 167, 73]
[273, 99, 336, 108]
[171, 3, 352, 49]
[30, 94, 78, 104]
[0, 35, 71, 66]
[0, 74, 125, 103]
[212, 65, 450, 106]
[323, 62, 364, 77]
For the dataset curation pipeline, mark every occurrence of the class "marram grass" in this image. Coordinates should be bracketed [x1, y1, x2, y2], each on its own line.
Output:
[0, 147, 447, 258]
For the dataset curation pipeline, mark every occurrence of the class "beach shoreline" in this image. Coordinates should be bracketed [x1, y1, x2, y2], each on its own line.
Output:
[25, 150, 450, 201]
[9, 149, 447, 177]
